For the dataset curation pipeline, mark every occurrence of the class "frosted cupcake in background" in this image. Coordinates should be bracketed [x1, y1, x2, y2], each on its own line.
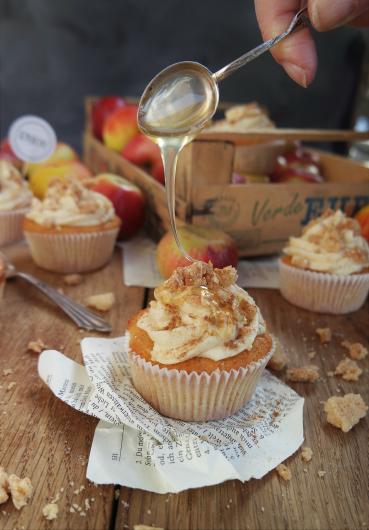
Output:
[279, 209, 369, 314]
[0, 160, 32, 246]
[23, 177, 120, 273]
[128, 261, 274, 422]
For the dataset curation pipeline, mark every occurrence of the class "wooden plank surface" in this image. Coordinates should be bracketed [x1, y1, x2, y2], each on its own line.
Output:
[116, 289, 369, 530]
[1, 244, 368, 530]
[0, 244, 144, 530]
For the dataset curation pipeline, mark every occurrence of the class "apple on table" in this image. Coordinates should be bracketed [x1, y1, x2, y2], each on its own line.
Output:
[156, 224, 238, 279]
[91, 173, 145, 240]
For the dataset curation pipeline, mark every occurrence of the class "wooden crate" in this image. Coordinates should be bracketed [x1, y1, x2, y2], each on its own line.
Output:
[83, 98, 369, 256]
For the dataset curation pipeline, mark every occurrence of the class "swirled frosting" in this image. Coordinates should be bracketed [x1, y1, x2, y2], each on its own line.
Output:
[208, 102, 275, 132]
[284, 209, 369, 275]
[26, 177, 115, 227]
[0, 161, 32, 211]
[137, 262, 266, 364]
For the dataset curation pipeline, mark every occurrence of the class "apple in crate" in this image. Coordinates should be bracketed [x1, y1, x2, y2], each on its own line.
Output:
[102, 105, 139, 152]
[156, 225, 238, 279]
[91, 95, 126, 140]
[122, 134, 164, 184]
[272, 167, 323, 184]
[92, 173, 145, 240]
[0, 139, 22, 168]
[355, 204, 369, 243]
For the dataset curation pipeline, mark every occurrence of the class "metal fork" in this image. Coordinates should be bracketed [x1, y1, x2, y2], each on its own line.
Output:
[1, 251, 112, 333]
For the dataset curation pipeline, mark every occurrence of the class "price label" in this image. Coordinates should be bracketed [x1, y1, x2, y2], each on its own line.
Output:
[9, 115, 57, 163]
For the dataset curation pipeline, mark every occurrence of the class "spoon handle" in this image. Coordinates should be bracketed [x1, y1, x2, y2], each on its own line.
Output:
[213, 7, 308, 83]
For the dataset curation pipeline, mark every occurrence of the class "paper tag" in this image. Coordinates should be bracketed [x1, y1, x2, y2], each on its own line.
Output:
[9, 115, 57, 163]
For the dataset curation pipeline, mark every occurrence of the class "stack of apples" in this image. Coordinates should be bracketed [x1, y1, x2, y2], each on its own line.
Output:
[91, 96, 164, 184]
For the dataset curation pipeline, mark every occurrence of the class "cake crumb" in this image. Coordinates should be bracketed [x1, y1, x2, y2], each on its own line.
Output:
[303, 468, 308, 473]
[286, 365, 319, 383]
[27, 339, 47, 354]
[324, 394, 368, 432]
[6, 382, 16, 391]
[327, 371, 334, 377]
[2, 369, 13, 376]
[260, 506, 265, 512]
[276, 464, 291, 481]
[307, 351, 316, 359]
[0, 467, 9, 505]
[334, 358, 362, 381]
[85, 292, 115, 312]
[8, 475, 33, 510]
[341, 341, 368, 360]
[317, 470, 326, 478]
[301, 446, 313, 462]
[316, 328, 331, 343]
[267, 338, 288, 371]
[42, 503, 58, 520]
[63, 274, 83, 286]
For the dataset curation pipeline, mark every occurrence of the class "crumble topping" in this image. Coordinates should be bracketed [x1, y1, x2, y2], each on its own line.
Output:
[85, 292, 115, 312]
[7, 474, 33, 510]
[275, 464, 291, 481]
[334, 358, 362, 381]
[301, 447, 313, 462]
[324, 394, 368, 432]
[341, 341, 368, 360]
[42, 502, 59, 520]
[316, 327, 331, 343]
[164, 262, 237, 292]
[286, 365, 319, 383]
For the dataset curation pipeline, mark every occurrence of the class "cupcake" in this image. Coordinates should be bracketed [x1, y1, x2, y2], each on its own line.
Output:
[279, 209, 369, 314]
[128, 262, 274, 421]
[0, 160, 32, 246]
[23, 177, 120, 273]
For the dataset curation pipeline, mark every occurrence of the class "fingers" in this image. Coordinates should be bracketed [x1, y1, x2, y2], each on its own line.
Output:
[255, 0, 317, 87]
[309, 0, 369, 30]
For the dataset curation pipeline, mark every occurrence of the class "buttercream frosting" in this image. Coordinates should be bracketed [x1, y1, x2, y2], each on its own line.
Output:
[284, 209, 369, 275]
[0, 161, 32, 211]
[137, 262, 266, 364]
[26, 177, 115, 227]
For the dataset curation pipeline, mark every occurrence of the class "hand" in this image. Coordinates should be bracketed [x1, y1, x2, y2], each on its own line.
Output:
[255, 0, 369, 87]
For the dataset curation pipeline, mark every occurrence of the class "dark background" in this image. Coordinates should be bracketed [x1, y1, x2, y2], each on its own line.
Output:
[0, 0, 366, 151]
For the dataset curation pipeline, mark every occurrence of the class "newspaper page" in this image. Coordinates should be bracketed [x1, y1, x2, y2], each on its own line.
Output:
[38, 335, 303, 493]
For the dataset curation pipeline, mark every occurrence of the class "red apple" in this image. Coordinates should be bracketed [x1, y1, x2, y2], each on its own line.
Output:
[121, 134, 164, 184]
[272, 167, 324, 184]
[91, 173, 145, 240]
[273, 147, 323, 182]
[91, 96, 126, 140]
[0, 139, 22, 168]
[156, 224, 238, 279]
[102, 105, 139, 152]
[355, 204, 369, 243]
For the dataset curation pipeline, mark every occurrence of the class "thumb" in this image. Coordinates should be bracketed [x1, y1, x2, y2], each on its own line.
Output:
[310, 0, 369, 30]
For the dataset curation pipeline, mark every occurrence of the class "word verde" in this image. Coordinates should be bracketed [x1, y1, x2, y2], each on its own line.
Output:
[251, 193, 369, 227]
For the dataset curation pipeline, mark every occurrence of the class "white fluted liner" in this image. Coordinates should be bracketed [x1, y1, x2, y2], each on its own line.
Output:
[24, 228, 119, 273]
[0, 208, 29, 246]
[279, 259, 369, 314]
[128, 338, 275, 422]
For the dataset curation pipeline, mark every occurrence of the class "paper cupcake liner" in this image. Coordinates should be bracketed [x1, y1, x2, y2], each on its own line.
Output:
[128, 338, 275, 422]
[0, 207, 29, 246]
[24, 228, 119, 273]
[279, 259, 369, 314]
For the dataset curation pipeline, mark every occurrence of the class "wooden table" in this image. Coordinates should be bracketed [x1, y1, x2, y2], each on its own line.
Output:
[0, 245, 368, 530]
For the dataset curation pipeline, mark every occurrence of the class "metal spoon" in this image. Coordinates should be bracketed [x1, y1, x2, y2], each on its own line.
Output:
[1, 252, 112, 333]
[138, 7, 308, 137]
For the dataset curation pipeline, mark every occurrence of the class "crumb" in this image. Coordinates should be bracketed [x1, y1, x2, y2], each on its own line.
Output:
[276, 464, 291, 481]
[27, 339, 47, 354]
[327, 371, 334, 377]
[69, 506, 75, 513]
[147, 509, 151, 514]
[2, 369, 13, 376]
[316, 327, 331, 343]
[42, 503, 58, 520]
[303, 468, 308, 473]
[324, 394, 368, 432]
[286, 365, 319, 383]
[334, 358, 362, 381]
[0, 467, 9, 505]
[6, 382, 16, 391]
[341, 341, 368, 360]
[307, 351, 316, 359]
[133, 526, 164, 530]
[85, 292, 115, 312]
[63, 274, 83, 286]
[8, 475, 33, 510]
[267, 338, 288, 371]
[57, 288, 64, 295]
[317, 470, 326, 478]
[260, 506, 265, 512]
[84, 498, 91, 511]
[80, 511, 86, 517]
[73, 485, 85, 495]
[301, 447, 313, 462]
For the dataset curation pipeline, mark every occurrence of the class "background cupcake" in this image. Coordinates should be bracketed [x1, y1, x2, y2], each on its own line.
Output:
[279, 209, 369, 314]
[128, 262, 274, 422]
[0, 160, 32, 246]
[23, 177, 120, 273]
